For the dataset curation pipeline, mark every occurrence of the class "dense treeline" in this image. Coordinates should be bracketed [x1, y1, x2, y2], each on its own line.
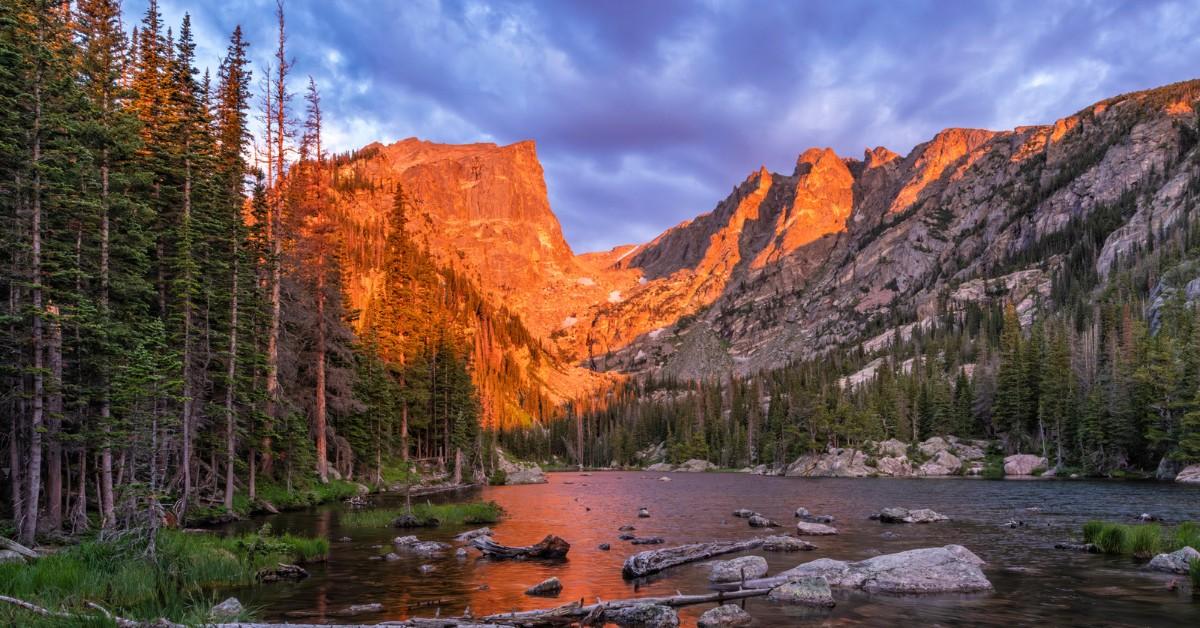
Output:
[505, 123, 1200, 477]
[0, 0, 483, 545]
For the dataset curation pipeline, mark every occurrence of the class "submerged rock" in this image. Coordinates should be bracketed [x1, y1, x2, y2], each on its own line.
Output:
[795, 521, 839, 536]
[1054, 542, 1098, 553]
[631, 537, 665, 545]
[697, 603, 753, 628]
[794, 507, 835, 523]
[525, 576, 563, 596]
[211, 597, 243, 618]
[767, 576, 835, 607]
[709, 555, 769, 583]
[257, 563, 309, 582]
[733, 508, 759, 518]
[638, 507, 651, 518]
[418, 564, 436, 574]
[599, 543, 611, 551]
[1147, 547, 1200, 574]
[597, 604, 679, 628]
[762, 535, 816, 552]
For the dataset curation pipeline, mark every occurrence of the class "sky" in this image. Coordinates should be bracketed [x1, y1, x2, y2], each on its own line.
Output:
[128, 0, 1200, 253]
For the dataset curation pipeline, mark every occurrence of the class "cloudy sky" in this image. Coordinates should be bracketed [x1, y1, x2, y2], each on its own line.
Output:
[130, 0, 1200, 252]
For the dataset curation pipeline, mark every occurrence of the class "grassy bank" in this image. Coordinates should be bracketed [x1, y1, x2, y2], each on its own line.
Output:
[0, 526, 327, 626]
[1081, 520, 1200, 557]
[186, 479, 364, 525]
[342, 501, 504, 528]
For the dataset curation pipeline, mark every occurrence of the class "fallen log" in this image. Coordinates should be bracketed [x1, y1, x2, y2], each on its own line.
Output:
[0, 536, 40, 560]
[471, 534, 570, 559]
[481, 588, 771, 627]
[622, 538, 766, 578]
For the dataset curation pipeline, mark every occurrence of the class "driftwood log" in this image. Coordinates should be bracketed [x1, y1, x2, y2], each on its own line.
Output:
[0, 536, 40, 560]
[471, 535, 570, 559]
[622, 538, 766, 578]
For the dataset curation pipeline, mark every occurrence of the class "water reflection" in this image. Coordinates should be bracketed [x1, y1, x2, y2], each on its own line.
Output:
[225, 473, 1200, 626]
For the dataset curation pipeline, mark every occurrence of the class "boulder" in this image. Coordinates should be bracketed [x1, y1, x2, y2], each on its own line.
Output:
[697, 603, 753, 628]
[1146, 546, 1200, 574]
[767, 576, 835, 607]
[394, 537, 450, 557]
[636, 442, 668, 466]
[1155, 457, 1186, 481]
[875, 456, 913, 477]
[631, 537, 665, 545]
[211, 597, 243, 618]
[786, 448, 875, 478]
[748, 515, 780, 528]
[1003, 454, 1048, 476]
[709, 555, 769, 583]
[763, 535, 816, 552]
[383, 552, 401, 561]
[455, 547, 469, 558]
[796, 521, 839, 536]
[525, 576, 563, 596]
[918, 450, 962, 476]
[599, 543, 611, 551]
[733, 508, 759, 518]
[638, 507, 651, 518]
[0, 549, 27, 565]
[952, 443, 986, 461]
[1176, 464, 1200, 484]
[1054, 542, 1098, 553]
[596, 604, 679, 628]
[658, 476, 671, 482]
[774, 545, 991, 593]
[495, 448, 548, 485]
[918, 436, 951, 457]
[257, 563, 309, 582]
[646, 462, 674, 472]
[875, 438, 908, 458]
[678, 458, 718, 472]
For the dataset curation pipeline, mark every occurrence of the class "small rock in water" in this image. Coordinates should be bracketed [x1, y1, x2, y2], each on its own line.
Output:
[336, 536, 352, 543]
[762, 535, 816, 552]
[1137, 513, 1164, 522]
[599, 543, 611, 551]
[794, 507, 811, 518]
[1054, 542, 1098, 553]
[631, 536, 665, 545]
[211, 597, 244, 618]
[733, 508, 758, 518]
[658, 476, 671, 482]
[454, 527, 493, 542]
[638, 507, 651, 518]
[1147, 547, 1200, 574]
[618, 533, 636, 541]
[257, 563, 309, 583]
[619, 524, 636, 531]
[708, 555, 768, 583]
[477, 584, 490, 591]
[525, 576, 563, 596]
[1004, 519, 1025, 528]
[767, 576, 835, 607]
[596, 604, 678, 628]
[697, 603, 753, 628]
[880, 531, 899, 539]
[383, 552, 401, 562]
[455, 547, 469, 558]
[748, 514, 779, 528]
[418, 564, 436, 574]
[795, 521, 839, 536]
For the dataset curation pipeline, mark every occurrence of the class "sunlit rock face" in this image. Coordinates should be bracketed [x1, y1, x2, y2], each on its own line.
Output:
[330, 79, 1200, 396]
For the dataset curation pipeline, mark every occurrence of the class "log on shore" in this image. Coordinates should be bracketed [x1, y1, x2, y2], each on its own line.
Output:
[471, 535, 570, 560]
[622, 538, 766, 578]
[480, 587, 772, 626]
[0, 536, 40, 560]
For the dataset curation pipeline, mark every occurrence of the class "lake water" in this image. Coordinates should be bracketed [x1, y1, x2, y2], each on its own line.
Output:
[224, 472, 1200, 626]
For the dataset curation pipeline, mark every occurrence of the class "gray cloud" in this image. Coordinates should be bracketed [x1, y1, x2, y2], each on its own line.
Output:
[134, 0, 1200, 252]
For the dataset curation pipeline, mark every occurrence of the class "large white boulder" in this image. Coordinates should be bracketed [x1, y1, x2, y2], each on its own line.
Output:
[1146, 546, 1200, 573]
[1176, 464, 1200, 483]
[775, 545, 991, 593]
[1003, 454, 1048, 476]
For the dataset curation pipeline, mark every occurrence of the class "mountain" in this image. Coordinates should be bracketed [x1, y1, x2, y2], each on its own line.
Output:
[327, 80, 1200, 429]
[576, 80, 1200, 378]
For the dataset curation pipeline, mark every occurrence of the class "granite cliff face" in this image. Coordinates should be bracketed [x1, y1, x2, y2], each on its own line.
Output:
[330, 80, 1200, 410]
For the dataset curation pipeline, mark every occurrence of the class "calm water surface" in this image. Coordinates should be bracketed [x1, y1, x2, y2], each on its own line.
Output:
[224, 472, 1200, 626]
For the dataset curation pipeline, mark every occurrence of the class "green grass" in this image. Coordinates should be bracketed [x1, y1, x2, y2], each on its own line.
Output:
[1081, 520, 1200, 558]
[0, 526, 326, 626]
[1190, 558, 1200, 589]
[981, 456, 1005, 480]
[187, 479, 364, 525]
[341, 501, 504, 528]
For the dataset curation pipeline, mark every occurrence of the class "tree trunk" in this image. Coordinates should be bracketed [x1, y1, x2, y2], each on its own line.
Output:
[22, 41, 45, 544]
[99, 149, 115, 528]
[44, 305, 62, 531]
[314, 268, 327, 482]
[224, 243, 239, 509]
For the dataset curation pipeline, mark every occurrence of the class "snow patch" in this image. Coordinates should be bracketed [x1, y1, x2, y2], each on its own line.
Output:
[560, 316, 578, 329]
[638, 276, 648, 285]
[577, 277, 596, 287]
[608, 290, 623, 303]
[615, 244, 641, 263]
[648, 327, 666, 339]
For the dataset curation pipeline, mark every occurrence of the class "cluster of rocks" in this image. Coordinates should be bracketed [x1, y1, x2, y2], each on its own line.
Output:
[646, 458, 718, 473]
[495, 448, 547, 485]
[784, 436, 989, 478]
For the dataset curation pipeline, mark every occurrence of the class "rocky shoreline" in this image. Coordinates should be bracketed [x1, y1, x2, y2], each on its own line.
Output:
[631, 436, 1200, 483]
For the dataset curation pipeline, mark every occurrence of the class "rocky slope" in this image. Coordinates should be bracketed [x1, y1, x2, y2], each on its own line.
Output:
[583, 80, 1200, 377]
[329, 80, 1200, 422]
